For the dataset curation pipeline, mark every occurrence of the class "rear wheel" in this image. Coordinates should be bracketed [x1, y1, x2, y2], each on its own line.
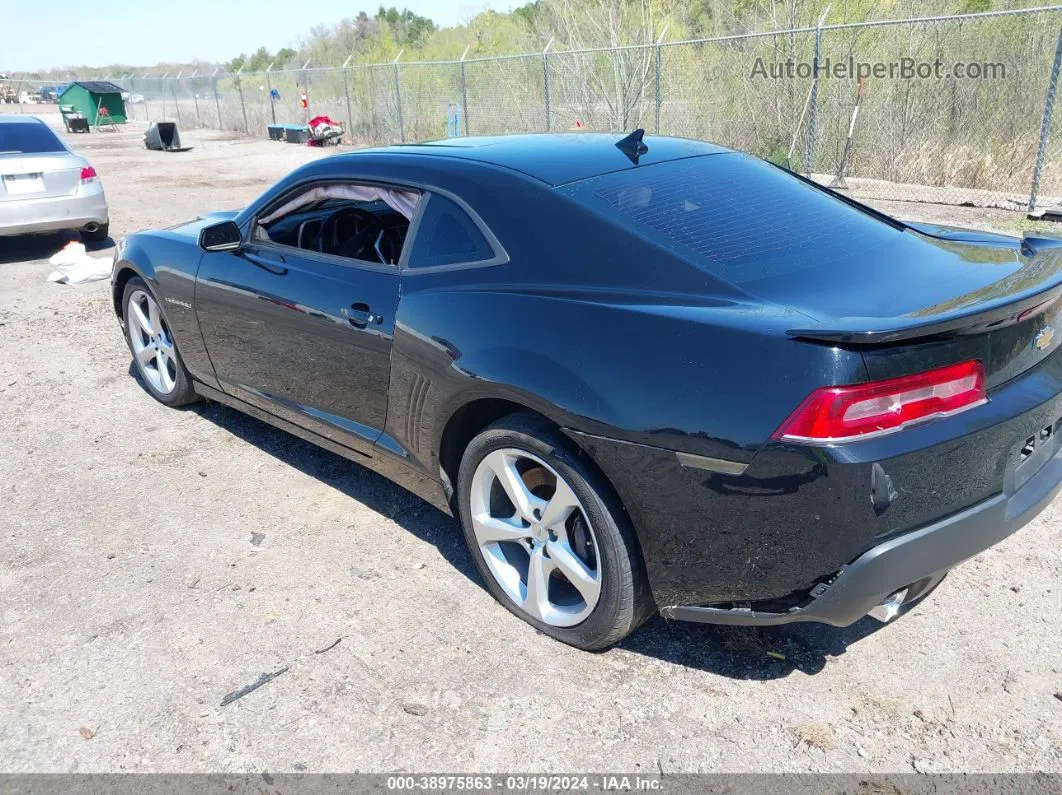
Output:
[122, 277, 197, 407]
[456, 414, 652, 650]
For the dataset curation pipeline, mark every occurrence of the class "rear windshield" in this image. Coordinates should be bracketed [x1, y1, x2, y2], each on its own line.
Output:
[0, 122, 66, 155]
[568, 153, 900, 285]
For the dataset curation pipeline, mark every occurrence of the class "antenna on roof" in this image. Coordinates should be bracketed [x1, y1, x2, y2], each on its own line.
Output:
[615, 128, 648, 164]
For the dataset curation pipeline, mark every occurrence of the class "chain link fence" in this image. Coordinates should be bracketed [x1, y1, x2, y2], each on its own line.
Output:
[1033, 27, 1062, 212]
[660, 30, 819, 166]
[464, 53, 545, 135]
[27, 5, 1062, 213]
[811, 13, 1062, 212]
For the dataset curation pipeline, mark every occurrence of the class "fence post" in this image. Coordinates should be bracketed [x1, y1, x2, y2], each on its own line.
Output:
[212, 69, 222, 130]
[393, 50, 405, 143]
[161, 72, 169, 119]
[804, 7, 829, 177]
[654, 24, 669, 134]
[266, 62, 276, 125]
[543, 38, 554, 131]
[190, 70, 200, 126]
[236, 68, 248, 133]
[172, 71, 182, 125]
[300, 59, 311, 123]
[126, 76, 135, 122]
[122, 75, 131, 121]
[142, 72, 152, 121]
[460, 45, 471, 136]
[342, 54, 354, 136]
[1029, 26, 1062, 213]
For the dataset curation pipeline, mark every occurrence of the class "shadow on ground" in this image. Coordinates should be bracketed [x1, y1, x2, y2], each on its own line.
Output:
[618, 613, 887, 679]
[190, 397, 479, 582]
[0, 231, 114, 265]
[128, 373, 892, 680]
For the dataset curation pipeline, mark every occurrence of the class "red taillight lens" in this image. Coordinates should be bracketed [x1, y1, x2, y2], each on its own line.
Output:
[80, 166, 98, 182]
[772, 360, 987, 444]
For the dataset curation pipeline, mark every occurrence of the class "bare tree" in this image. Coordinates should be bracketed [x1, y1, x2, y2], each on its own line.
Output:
[543, 0, 662, 129]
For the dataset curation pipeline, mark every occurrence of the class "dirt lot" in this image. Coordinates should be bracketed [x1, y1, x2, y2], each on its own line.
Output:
[1, 115, 1061, 774]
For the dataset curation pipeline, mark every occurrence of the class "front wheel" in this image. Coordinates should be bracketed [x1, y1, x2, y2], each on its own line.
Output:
[456, 414, 653, 650]
[122, 277, 198, 407]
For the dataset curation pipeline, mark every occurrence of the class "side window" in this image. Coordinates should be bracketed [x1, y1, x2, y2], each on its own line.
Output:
[407, 194, 496, 269]
[253, 183, 420, 267]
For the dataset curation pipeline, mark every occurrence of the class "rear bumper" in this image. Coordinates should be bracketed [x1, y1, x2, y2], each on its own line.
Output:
[663, 436, 1062, 627]
[0, 187, 108, 236]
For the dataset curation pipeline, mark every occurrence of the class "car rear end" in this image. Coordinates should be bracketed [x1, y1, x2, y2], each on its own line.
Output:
[560, 150, 1062, 626]
[720, 292, 1062, 627]
[0, 116, 108, 238]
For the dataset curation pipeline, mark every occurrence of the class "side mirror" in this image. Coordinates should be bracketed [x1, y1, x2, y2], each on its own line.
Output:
[199, 220, 242, 252]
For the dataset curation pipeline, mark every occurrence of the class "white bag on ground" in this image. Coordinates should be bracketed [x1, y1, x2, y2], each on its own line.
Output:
[46, 242, 111, 285]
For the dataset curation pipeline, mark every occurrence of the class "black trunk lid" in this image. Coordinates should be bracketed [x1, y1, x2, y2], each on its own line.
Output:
[776, 226, 1062, 386]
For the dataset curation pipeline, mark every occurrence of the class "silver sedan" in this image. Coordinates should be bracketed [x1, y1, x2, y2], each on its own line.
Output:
[0, 115, 109, 242]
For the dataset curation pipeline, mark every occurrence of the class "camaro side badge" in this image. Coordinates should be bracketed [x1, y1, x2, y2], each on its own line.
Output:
[1035, 326, 1054, 351]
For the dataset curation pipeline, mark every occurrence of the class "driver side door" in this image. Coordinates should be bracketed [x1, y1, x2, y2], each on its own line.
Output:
[194, 181, 412, 457]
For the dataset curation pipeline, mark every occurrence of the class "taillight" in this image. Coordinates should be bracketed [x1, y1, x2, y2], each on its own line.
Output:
[772, 360, 987, 444]
[80, 165, 98, 182]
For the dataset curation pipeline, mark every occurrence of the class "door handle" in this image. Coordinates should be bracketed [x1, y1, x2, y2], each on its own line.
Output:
[346, 302, 383, 329]
[243, 251, 288, 275]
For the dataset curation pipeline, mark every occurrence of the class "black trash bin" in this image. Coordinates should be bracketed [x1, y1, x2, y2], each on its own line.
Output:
[144, 122, 191, 152]
[284, 125, 310, 144]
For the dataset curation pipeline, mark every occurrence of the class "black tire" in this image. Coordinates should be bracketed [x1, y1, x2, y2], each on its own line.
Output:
[121, 276, 198, 407]
[80, 222, 109, 243]
[456, 413, 653, 650]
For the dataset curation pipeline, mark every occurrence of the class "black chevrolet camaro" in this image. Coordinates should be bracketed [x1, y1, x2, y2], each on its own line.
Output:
[111, 131, 1062, 650]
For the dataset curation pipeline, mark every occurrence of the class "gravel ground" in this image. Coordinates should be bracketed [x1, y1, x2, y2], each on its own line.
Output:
[1, 116, 1061, 774]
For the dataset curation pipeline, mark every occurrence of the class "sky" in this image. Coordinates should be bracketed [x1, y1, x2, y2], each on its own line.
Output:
[4, 0, 519, 72]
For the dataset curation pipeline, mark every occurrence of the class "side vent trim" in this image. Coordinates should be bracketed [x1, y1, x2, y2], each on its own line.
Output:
[405, 373, 430, 454]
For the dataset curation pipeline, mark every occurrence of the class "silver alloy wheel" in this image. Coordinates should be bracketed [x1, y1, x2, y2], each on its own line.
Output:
[127, 289, 177, 395]
[470, 448, 602, 627]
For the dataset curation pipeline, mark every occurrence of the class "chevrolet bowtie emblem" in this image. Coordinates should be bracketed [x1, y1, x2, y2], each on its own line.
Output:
[1035, 326, 1054, 351]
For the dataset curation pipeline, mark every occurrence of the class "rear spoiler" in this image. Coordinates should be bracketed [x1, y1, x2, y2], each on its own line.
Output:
[788, 280, 1062, 345]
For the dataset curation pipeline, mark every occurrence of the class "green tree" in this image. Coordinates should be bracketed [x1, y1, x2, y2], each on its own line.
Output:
[374, 6, 436, 47]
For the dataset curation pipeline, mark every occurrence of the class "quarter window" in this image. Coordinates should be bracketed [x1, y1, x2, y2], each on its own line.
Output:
[407, 194, 495, 269]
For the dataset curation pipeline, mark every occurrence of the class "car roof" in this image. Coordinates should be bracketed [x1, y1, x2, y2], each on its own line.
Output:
[352, 132, 731, 186]
[0, 115, 47, 125]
